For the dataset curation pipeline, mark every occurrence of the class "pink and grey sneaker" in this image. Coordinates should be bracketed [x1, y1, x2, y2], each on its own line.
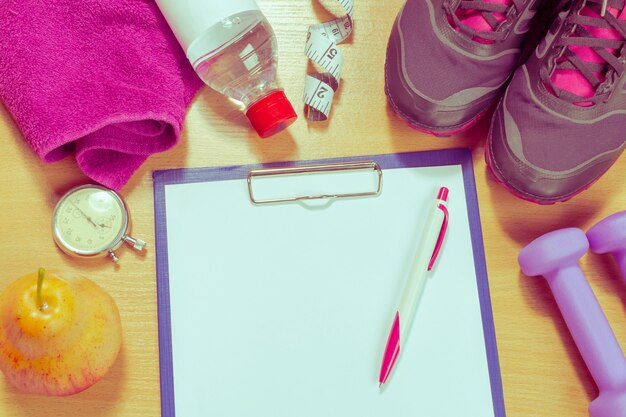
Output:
[385, 0, 542, 136]
[488, 0, 626, 203]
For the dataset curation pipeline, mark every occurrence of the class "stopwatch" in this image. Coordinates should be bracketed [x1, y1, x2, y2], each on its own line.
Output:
[52, 185, 146, 262]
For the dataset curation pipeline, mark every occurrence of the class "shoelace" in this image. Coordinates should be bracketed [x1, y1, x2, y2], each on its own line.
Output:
[444, 0, 526, 41]
[542, 0, 626, 104]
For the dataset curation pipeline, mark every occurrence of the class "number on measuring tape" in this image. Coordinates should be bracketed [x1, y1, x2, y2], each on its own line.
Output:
[303, 0, 354, 122]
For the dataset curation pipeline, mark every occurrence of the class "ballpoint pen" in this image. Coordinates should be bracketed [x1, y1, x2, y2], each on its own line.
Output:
[378, 186, 450, 387]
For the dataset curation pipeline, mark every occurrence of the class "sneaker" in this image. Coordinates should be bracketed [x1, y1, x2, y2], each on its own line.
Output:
[385, 0, 542, 136]
[487, 0, 626, 203]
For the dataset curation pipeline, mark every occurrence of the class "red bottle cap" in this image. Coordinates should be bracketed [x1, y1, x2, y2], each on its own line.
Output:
[246, 91, 297, 138]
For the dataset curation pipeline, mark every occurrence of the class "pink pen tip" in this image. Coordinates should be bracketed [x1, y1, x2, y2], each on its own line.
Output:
[379, 312, 401, 386]
[437, 187, 449, 201]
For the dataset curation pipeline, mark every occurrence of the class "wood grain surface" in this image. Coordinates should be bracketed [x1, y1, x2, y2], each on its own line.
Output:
[1, 1, 625, 416]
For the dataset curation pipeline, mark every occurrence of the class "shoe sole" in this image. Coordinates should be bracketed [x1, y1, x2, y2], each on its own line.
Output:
[384, 40, 492, 137]
[386, 85, 491, 137]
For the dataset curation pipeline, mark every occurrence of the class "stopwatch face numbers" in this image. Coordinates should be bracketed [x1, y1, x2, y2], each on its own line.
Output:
[53, 186, 127, 255]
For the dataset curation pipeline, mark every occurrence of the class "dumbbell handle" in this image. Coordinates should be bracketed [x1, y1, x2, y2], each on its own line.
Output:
[545, 265, 626, 391]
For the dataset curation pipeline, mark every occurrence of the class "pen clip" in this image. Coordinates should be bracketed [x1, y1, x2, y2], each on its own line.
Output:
[428, 202, 449, 271]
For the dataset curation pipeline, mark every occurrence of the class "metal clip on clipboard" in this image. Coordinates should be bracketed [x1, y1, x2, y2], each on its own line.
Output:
[247, 161, 383, 205]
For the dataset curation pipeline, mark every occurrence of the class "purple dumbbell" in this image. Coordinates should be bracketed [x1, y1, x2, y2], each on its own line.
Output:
[519, 227, 626, 417]
[588, 211, 626, 283]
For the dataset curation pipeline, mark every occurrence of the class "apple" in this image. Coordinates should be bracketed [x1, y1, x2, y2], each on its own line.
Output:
[0, 268, 122, 396]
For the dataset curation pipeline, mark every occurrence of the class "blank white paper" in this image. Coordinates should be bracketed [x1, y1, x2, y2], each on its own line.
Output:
[163, 164, 496, 417]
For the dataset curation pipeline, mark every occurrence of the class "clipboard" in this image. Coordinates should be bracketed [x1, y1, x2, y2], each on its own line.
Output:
[153, 148, 506, 417]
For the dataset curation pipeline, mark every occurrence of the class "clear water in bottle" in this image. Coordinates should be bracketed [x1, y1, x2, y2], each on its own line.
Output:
[185, 11, 296, 137]
[190, 11, 276, 108]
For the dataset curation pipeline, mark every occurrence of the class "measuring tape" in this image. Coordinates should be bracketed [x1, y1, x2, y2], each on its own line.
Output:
[303, 0, 354, 121]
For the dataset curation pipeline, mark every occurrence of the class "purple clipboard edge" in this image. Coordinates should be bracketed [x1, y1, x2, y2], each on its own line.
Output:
[152, 148, 506, 417]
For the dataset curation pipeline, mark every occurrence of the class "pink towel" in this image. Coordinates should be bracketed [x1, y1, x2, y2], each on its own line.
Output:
[0, 1, 204, 190]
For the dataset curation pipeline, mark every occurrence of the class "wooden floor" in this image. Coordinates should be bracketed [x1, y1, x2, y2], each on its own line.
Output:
[1, 0, 625, 415]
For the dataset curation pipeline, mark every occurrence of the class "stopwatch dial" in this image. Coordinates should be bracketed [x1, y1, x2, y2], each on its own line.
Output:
[55, 187, 126, 254]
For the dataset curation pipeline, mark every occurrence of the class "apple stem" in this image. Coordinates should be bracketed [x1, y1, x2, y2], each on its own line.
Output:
[37, 267, 48, 311]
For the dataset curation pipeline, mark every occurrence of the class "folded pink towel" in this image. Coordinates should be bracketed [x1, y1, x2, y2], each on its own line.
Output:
[0, 1, 204, 190]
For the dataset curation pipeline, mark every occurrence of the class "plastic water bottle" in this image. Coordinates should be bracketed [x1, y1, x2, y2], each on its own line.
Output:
[155, 0, 297, 138]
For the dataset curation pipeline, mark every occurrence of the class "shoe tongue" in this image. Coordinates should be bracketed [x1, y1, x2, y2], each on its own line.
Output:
[550, 5, 626, 106]
[456, 0, 511, 43]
